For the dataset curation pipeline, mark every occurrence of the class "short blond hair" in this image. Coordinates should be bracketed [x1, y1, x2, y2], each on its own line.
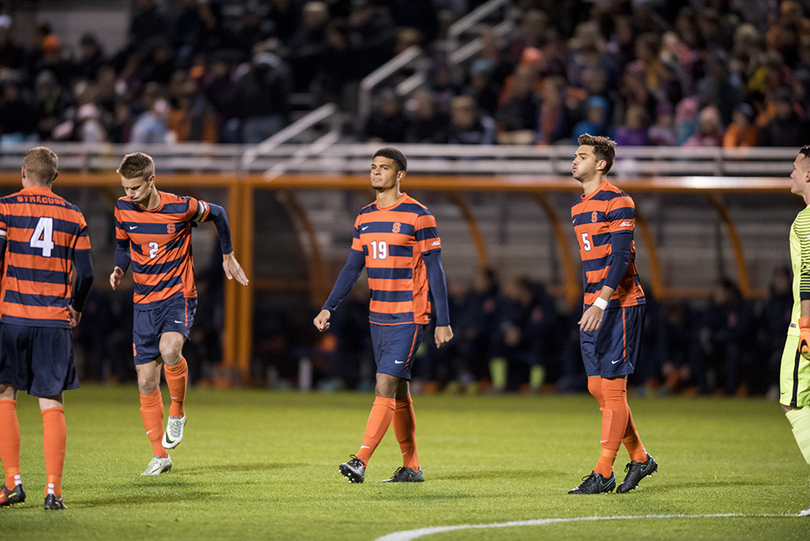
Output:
[117, 152, 155, 180]
[23, 146, 59, 185]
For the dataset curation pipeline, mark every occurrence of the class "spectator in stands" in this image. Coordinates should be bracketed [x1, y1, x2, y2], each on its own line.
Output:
[128, 0, 168, 56]
[674, 96, 700, 145]
[0, 81, 37, 143]
[694, 278, 756, 395]
[758, 264, 793, 398]
[141, 38, 176, 86]
[362, 88, 409, 143]
[407, 87, 450, 144]
[505, 9, 549, 66]
[201, 51, 238, 142]
[648, 101, 676, 146]
[169, 0, 205, 67]
[33, 70, 72, 141]
[446, 95, 495, 145]
[495, 65, 538, 145]
[683, 106, 724, 147]
[130, 96, 172, 144]
[536, 75, 571, 145]
[287, 1, 330, 92]
[606, 15, 636, 76]
[464, 59, 499, 117]
[697, 53, 744, 126]
[614, 105, 649, 147]
[232, 43, 292, 144]
[388, 0, 439, 44]
[723, 102, 759, 148]
[75, 33, 106, 82]
[347, 0, 397, 78]
[759, 88, 809, 147]
[0, 15, 25, 72]
[31, 34, 72, 88]
[168, 78, 218, 143]
[455, 267, 500, 388]
[570, 95, 609, 143]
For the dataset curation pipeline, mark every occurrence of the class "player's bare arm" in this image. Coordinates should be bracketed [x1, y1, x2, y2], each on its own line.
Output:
[223, 252, 249, 286]
[434, 325, 453, 348]
[313, 309, 331, 332]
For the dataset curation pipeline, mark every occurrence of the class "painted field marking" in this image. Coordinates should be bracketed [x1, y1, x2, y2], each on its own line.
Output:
[375, 513, 790, 541]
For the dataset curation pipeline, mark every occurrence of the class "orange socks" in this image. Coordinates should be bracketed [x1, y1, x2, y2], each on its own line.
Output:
[164, 358, 188, 418]
[0, 399, 21, 488]
[355, 397, 396, 465]
[622, 408, 648, 463]
[593, 378, 631, 478]
[139, 390, 168, 458]
[41, 406, 66, 498]
[393, 395, 419, 470]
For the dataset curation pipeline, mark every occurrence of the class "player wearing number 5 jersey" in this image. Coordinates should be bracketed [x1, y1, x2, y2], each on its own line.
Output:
[314, 147, 453, 483]
[0, 147, 93, 510]
[568, 134, 656, 495]
[110, 152, 248, 476]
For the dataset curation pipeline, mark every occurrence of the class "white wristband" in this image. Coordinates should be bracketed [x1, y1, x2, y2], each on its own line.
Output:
[593, 297, 608, 310]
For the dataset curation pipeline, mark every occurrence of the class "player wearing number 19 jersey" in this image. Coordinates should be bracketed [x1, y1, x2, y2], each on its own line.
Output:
[313, 148, 453, 483]
[0, 147, 94, 510]
[110, 152, 248, 476]
[568, 135, 656, 496]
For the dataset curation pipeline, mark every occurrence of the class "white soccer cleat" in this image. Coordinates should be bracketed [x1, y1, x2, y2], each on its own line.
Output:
[162, 415, 187, 449]
[141, 455, 172, 475]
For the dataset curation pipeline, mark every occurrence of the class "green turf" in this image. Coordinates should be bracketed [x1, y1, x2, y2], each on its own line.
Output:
[2, 385, 808, 540]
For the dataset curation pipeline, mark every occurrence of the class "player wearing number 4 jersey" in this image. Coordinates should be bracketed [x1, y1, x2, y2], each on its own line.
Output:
[314, 147, 453, 483]
[110, 152, 248, 475]
[568, 134, 656, 495]
[0, 147, 94, 510]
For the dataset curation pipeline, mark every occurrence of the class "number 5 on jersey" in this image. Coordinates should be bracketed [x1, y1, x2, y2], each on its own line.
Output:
[581, 232, 591, 251]
[30, 216, 55, 257]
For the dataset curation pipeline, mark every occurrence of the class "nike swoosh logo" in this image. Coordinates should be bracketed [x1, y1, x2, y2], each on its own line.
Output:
[129, 225, 138, 230]
[394, 360, 405, 364]
[611, 359, 622, 364]
[146, 430, 153, 435]
[174, 320, 184, 324]
[360, 445, 370, 449]
[361, 226, 369, 230]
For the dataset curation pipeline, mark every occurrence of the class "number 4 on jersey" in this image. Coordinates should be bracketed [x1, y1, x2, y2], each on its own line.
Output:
[30, 216, 55, 257]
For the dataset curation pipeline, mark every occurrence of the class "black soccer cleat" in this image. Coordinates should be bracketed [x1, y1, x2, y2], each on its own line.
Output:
[381, 466, 424, 483]
[568, 471, 616, 494]
[617, 453, 658, 493]
[0, 483, 25, 506]
[339, 455, 366, 483]
[43, 494, 67, 510]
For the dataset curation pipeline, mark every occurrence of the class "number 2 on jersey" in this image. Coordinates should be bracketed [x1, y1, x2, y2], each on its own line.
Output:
[29, 216, 55, 257]
[149, 241, 159, 259]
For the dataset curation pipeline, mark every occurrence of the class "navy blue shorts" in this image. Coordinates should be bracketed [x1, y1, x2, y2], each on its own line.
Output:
[133, 296, 197, 365]
[370, 323, 427, 380]
[580, 304, 646, 378]
[0, 323, 78, 397]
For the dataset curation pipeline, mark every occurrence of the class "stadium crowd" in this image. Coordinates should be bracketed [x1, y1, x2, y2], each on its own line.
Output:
[0, 1, 809, 146]
[0, 0, 802, 398]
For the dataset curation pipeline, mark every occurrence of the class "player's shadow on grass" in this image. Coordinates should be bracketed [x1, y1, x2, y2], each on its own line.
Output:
[75, 489, 216, 508]
[432, 469, 555, 481]
[179, 462, 307, 474]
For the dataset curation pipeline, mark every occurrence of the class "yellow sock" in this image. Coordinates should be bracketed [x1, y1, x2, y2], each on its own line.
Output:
[489, 358, 507, 392]
[529, 365, 545, 391]
[786, 407, 810, 466]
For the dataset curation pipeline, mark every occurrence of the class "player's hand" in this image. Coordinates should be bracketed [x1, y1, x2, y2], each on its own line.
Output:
[799, 317, 810, 359]
[578, 305, 604, 333]
[223, 253, 249, 286]
[435, 325, 453, 348]
[68, 306, 82, 328]
[109, 266, 125, 290]
[313, 309, 331, 332]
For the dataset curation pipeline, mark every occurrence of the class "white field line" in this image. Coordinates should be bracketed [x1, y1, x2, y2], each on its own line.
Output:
[375, 513, 792, 541]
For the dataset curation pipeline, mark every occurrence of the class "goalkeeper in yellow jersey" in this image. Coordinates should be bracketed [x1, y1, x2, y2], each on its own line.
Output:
[783, 145, 810, 517]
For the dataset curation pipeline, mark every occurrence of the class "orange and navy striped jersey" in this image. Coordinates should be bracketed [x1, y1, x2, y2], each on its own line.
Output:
[352, 193, 441, 325]
[0, 186, 92, 328]
[571, 180, 645, 307]
[114, 190, 210, 308]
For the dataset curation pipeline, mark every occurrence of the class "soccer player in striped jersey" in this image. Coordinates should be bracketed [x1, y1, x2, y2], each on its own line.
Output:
[782, 145, 810, 516]
[0, 147, 94, 510]
[313, 147, 453, 483]
[567, 134, 657, 495]
[109, 152, 248, 475]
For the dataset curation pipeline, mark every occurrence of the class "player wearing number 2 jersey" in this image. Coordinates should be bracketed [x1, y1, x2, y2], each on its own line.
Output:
[0, 147, 94, 510]
[109, 152, 248, 476]
[314, 148, 453, 483]
[568, 134, 656, 496]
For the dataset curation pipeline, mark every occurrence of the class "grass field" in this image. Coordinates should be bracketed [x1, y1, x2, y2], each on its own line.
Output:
[2, 385, 809, 540]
